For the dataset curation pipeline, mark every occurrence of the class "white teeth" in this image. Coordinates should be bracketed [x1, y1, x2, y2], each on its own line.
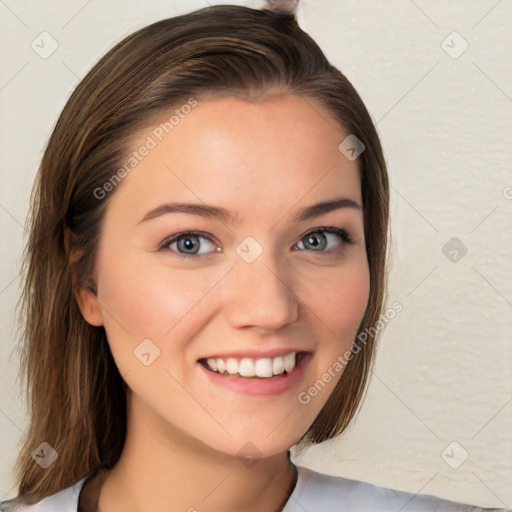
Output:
[203, 352, 299, 378]
[272, 356, 284, 375]
[226, 358, 239, 375]
[239, 358, 256, 377]
[284, 353, 296, 373]
[215, 358, 226, 374]
[255, 358, 273, 378]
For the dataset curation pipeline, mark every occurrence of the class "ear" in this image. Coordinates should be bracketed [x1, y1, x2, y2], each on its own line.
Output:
[65, 227, 104, 327]
[74, 284, 104, 327]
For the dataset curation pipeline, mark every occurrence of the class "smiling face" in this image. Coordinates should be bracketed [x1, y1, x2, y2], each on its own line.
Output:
[76, 93, 370, 460]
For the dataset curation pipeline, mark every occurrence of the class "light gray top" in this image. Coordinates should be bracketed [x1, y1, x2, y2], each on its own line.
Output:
[1, 465, 509, 511]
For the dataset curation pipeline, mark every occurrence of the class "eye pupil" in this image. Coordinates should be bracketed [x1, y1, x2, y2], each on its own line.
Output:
[304, 232, 326, 251]
[178, 235, 199, 254]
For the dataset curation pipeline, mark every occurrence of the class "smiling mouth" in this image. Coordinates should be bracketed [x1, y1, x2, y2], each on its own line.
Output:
[198, 351, 309, 379]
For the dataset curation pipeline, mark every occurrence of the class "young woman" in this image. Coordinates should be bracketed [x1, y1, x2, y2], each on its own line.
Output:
[1, 2, 509, 511]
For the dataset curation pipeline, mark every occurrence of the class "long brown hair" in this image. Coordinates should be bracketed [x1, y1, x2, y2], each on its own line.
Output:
[12, 3, 389, 503]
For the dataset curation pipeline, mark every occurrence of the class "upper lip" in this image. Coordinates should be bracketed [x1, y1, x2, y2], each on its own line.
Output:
[198, 349, 313, 360]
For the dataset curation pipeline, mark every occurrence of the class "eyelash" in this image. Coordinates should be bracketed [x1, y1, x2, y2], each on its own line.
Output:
[157, 227, 353, 260]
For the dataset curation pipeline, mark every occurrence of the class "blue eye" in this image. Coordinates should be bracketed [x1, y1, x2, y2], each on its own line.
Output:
[295, 227, 352, 254]
[158, 231, 220, 259]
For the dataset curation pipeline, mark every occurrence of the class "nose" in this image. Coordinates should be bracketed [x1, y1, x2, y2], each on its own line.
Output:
[223, 249, 299, 331]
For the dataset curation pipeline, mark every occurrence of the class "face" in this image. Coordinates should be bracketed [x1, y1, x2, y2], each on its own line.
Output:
[77, 94, 370, 460]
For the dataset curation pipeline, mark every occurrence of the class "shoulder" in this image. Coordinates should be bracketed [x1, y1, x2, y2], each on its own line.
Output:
[282, 466, 511, 512]
[0, 476, 88, 512]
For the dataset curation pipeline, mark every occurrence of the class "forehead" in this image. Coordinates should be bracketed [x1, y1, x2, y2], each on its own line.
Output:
[106, 94, 361, 226]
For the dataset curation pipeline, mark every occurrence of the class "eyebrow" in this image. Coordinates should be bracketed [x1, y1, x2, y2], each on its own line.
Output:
[138, 197, 361, 225]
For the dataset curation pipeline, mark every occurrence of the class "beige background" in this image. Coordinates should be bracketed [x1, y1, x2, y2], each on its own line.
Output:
[0, 0, 511, 508]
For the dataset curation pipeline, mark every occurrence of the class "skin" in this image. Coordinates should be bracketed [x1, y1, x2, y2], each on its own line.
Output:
[76, 93, 370, 512]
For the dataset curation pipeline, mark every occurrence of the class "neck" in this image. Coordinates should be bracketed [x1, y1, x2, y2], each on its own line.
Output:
[94, 395, 298, 512]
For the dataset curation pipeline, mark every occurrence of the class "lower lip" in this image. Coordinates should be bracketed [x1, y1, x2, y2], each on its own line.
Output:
[198, 354, 312, 396]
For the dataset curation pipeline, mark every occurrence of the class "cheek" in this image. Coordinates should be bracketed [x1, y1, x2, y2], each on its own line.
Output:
[94, 250, 229, 376]
[97, 251, 215, 335]
[303, 260, 370, 342]
[304, 261, 369, 381]
[296, 263, 370, 413]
